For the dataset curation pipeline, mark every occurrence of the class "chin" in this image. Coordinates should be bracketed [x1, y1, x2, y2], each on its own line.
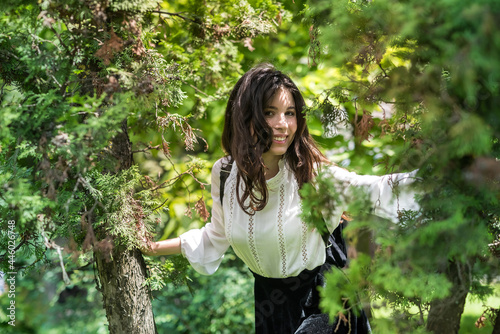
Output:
[271, 149, 288, 157]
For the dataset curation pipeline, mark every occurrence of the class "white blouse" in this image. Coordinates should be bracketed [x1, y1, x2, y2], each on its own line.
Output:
[180, 157, 419, 278]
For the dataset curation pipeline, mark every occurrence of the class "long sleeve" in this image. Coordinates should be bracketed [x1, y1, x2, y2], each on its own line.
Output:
[327, 165, 420, 225]
[179, 159, 230, 275]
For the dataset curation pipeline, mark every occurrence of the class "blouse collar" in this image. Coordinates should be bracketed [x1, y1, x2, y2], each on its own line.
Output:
[266, 158, 286, 190]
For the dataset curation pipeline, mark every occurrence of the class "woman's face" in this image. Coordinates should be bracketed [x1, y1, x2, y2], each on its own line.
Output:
[261, 87, 297, 164]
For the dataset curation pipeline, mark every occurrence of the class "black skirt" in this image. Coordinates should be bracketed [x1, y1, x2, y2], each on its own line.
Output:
[253, 266, 322, 333]
[252, 263, 371, 334]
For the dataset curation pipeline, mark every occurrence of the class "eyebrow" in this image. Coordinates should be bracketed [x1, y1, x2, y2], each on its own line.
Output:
[264, 105, 296, 110]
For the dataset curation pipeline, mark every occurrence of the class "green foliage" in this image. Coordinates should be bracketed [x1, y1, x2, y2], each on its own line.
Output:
[319, 254, 373, 324]
[78, 166, 164, 251]
[152, 252, 254, 334]
[109, 0, 160, 13]
[0, 252, 107, 334]
[300, 168, 373, 233]
[144, 255, 191, 291]
[300, 172, 344, 234]
[303, 0, 500, 330]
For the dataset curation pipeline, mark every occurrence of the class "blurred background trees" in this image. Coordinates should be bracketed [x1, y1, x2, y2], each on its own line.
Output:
[0, 0, 498, 333]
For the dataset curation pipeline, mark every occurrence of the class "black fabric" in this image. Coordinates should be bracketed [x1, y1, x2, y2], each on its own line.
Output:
[253, 263, 371, 334]
[252, 267, 321, 334]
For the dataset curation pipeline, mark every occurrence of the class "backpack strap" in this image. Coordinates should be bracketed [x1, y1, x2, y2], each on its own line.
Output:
[219, 157, 233, 205]
[320, 214, 350, 245]
[322, 214, 351, 268]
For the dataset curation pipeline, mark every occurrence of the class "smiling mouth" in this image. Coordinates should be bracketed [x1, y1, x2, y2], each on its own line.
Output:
[273, 136, 287, 143]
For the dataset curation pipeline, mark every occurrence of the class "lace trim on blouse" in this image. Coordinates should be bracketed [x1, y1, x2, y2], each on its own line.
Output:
[226, 181, 236, 246]
[301, 221, 308, 267]
[248, 214, 264, 274]
[277, 184, 287, 277]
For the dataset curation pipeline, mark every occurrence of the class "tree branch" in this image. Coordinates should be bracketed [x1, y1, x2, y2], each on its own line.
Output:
[151, 10, 197, 23]
[42, 228, 71, 285]
[151, 197, 168, 213]
[132, 144, 161, 154]
[378, 63, 389, 78]
[181, 79, 210, 97]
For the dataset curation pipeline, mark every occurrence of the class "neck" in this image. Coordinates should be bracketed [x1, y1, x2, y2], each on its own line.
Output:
[262, 155, 282, 180]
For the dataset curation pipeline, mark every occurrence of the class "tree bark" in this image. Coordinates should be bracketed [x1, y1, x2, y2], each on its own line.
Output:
[426, 261, 469, 334]
[111, 119, 134, 171]
[95, 247, 157, 334]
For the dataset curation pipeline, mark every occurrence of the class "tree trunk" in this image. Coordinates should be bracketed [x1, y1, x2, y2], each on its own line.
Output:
[93, 118, 157, 333]
[95, 247, 157, 334]
[426, 261, 469, 334]
[492, 307, 500, 334]
[346, 225, 375, 319]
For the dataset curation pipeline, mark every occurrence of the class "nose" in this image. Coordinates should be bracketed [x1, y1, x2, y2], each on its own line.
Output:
[273, 113, 287, 130]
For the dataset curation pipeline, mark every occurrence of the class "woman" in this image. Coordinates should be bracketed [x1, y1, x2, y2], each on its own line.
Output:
[143, 63, 418, 333]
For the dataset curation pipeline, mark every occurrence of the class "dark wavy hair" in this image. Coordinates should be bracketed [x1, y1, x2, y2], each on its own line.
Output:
[221, 63, 328, 214]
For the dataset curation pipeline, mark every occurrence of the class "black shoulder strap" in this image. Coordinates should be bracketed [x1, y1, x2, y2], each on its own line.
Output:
[323, 217, 349, 268]
[219, 158, 233, 205]
[321, 217, 347, 244]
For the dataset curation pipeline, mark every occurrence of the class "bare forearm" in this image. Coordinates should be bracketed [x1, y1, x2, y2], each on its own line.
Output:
[143, 237, 181, 256]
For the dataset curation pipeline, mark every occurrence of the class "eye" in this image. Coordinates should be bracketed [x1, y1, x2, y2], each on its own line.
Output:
[286, 110, 296, 117]
[263, 110, 274, 117]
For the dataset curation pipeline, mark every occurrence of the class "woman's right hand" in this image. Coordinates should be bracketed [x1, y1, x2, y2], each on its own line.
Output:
[141, 237, 182, 256]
